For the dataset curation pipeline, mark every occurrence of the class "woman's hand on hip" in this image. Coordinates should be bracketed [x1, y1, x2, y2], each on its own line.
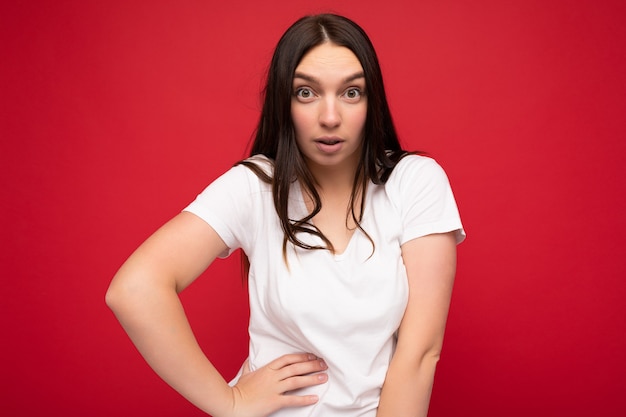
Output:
[228, 353, 328, 417]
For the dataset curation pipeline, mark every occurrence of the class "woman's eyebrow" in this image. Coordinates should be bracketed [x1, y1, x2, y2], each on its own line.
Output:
[293, 71, 365, 84]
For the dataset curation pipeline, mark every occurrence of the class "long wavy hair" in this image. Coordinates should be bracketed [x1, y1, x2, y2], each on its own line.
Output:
[237, 13, 409, 258]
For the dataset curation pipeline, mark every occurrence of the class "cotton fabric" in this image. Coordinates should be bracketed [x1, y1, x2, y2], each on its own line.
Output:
[184, 154, 464, 417]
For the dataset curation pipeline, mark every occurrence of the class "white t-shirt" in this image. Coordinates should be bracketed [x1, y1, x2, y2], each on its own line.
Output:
[184, 154, 465, 417]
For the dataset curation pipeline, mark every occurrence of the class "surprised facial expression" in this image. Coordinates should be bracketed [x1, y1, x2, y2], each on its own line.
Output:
[291, 42, 367, 175]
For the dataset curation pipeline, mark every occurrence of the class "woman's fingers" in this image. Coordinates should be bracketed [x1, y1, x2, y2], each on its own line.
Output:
[279, 358, 327, 382]
[230, 353, 328, 417]
[278, 392, 320, 409]
[279, 371, 328, 393]
[267, 352, 319, 370]
[268, 353, 327, 382]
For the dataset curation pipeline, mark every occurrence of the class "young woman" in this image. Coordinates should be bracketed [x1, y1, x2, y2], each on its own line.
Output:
[106, 13, 465, 417]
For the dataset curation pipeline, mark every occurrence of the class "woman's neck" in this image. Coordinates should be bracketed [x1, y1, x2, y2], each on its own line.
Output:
[313, 166, 356, 194]
[305, 154, 360, 195]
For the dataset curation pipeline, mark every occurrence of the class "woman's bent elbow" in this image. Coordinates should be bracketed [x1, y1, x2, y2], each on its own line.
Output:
[105, 279, 125, 313]
[105, 271, 138, 314]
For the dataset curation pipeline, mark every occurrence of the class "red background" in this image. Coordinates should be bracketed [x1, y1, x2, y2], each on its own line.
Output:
[2, 1, 625, 416]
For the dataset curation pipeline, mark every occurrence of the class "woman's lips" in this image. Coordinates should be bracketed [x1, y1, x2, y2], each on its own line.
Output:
[317, 138, 341, 145]
[314, 137, 344, 153]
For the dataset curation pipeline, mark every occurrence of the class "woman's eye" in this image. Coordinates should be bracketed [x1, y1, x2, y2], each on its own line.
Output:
[344, 88, 362, 100]
[295, 87, 314, 99]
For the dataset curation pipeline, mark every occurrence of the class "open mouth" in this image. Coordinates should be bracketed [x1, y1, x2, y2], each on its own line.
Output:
[316, 138, 342, 145]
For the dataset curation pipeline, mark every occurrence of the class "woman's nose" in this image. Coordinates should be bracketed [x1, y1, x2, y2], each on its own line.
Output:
[319, 98, 341, 128]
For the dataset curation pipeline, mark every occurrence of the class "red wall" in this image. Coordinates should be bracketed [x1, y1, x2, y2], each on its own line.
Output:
[2, 1, 625, 416]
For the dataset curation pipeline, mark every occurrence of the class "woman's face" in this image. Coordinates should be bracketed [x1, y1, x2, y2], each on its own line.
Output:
[291, 42, 367, 175]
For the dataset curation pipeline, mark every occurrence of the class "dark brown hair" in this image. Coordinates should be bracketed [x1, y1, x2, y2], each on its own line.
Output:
[238, 13, 409, 256]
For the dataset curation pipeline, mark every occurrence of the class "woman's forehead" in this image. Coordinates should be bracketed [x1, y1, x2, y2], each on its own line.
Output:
[294, 43, 363, 79]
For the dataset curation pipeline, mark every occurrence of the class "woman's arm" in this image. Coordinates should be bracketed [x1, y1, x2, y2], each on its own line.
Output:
[376, 232, 457, 417]
[106, 211, 326, 417]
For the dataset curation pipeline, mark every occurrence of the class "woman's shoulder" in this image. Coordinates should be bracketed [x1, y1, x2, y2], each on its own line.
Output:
[196, 155, 274, 199]
[234, 154, 275, 181]
[387, 153, 446, 184]
[380, 153, 457, 210]
[243, 154, 274, 171]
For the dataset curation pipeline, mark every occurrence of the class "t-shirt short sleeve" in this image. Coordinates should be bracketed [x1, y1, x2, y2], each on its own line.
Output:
[182, 164, 257, 257]
[387, 155, 465, 245]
